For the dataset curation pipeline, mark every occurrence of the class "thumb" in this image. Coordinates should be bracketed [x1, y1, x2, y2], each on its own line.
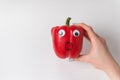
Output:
[74, 54, 89, 62]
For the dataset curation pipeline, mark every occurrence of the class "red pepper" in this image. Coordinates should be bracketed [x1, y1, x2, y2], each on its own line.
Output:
[51, 17, 84, 59]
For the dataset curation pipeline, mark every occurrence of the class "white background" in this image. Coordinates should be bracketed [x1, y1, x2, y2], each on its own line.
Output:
[0, 0, 120, 80]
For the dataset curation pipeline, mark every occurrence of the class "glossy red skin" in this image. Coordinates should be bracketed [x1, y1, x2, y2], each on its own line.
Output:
[51, 25, 84, 59]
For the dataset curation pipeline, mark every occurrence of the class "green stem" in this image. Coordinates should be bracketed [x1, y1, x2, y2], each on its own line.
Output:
[65, 17, 71, 26]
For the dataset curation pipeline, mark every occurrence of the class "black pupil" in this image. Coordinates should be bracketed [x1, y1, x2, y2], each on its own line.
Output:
[75, 32, 78, 36]
[60, 31, 63, 35]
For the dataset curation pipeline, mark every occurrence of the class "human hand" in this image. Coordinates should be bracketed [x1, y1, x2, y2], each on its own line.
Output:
[74, 23, 120, 80]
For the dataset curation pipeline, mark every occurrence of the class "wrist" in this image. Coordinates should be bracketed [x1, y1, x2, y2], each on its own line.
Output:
[104, 62, 120, 80]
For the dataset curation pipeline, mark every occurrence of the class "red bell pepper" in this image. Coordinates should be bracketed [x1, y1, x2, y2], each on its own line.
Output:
[51, 17, 84, 59]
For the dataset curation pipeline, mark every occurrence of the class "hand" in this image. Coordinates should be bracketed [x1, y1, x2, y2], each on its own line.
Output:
[75, 23, 120, 80]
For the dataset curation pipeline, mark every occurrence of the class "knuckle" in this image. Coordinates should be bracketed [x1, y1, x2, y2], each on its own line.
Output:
[87, 26, 91, 30]
[102, 37, 106, 41]
[101, 37, 106, 43]
[88, 26, 93, 31]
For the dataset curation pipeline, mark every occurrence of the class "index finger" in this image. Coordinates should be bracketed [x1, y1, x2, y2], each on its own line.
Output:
[75, 23, 98, 42]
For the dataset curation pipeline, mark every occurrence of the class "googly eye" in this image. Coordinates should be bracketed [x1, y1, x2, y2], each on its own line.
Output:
[73, 30, 80, 37]
[58, 29, 65, 37]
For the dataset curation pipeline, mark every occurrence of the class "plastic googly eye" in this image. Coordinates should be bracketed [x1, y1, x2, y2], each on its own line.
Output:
[73, 30, 80, 37]
[58, 29, 65, 37]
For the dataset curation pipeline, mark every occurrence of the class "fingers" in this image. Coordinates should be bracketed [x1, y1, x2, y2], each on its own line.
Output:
[74, 54, 89, 62]
[75, 23, 99, 43]
[84, 30, 90, 41]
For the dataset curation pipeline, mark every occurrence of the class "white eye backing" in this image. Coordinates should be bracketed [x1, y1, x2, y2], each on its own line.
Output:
[58, 29, 65, 37]
[73, 30, 80, 37]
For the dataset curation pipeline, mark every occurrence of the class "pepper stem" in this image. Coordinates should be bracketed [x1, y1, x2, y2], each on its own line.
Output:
[65, 17, 71, 26]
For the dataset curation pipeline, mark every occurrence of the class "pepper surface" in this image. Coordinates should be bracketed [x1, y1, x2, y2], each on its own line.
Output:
[51, 17, 84, 59]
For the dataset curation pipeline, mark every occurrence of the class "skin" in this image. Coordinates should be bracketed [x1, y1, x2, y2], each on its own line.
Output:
[74, 23, 120, 80]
